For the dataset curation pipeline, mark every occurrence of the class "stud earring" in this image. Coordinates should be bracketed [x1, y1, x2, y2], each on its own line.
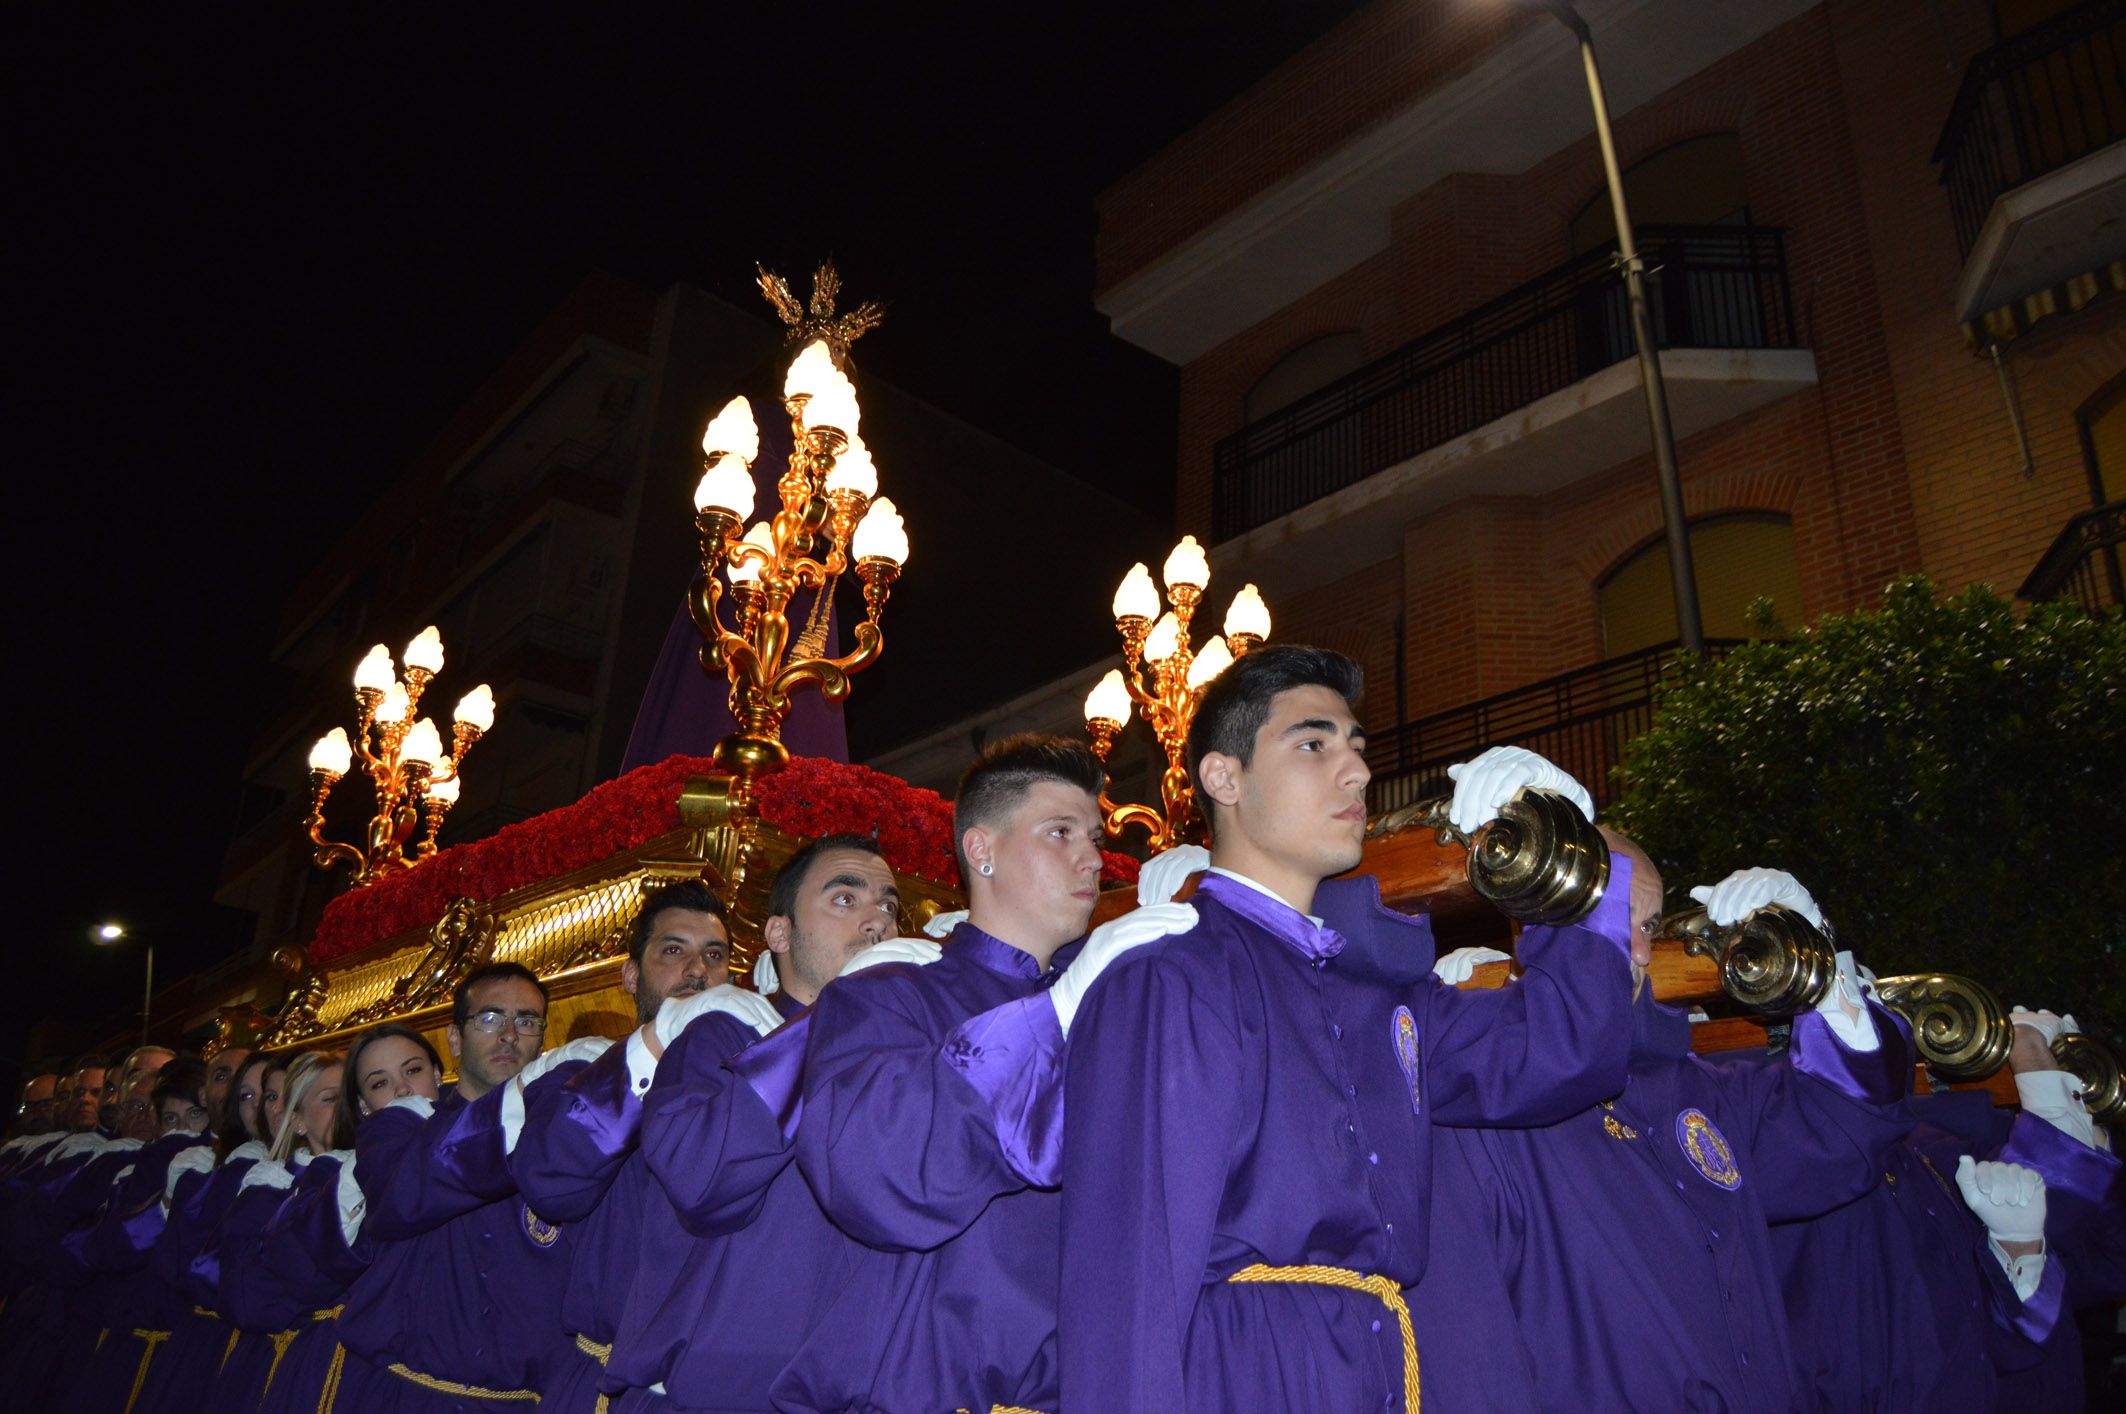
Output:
[979, 862, 994, 877]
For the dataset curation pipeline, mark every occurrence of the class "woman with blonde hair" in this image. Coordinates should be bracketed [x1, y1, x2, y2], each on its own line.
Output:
[205, 1052, 345, 1411]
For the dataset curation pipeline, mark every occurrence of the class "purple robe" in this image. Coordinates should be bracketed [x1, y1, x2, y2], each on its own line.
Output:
[339, 1086, 574, 1409]
[256, 1152, 374, 1414]
[1990, 1107, 2126, 1411]
[1408, 991, 1918, 1414]
[66, 1131, 213, 1409]
[771, 923, 1097, 1414]
[1059, 864, 1638, 1413]
[137, 1145, 263, 1414]
[600, 1009, 826, 1409]
[504, 1044, 638, 1412]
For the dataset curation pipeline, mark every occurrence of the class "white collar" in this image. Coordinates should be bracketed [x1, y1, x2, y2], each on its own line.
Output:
[1207, 867, 1325, 927]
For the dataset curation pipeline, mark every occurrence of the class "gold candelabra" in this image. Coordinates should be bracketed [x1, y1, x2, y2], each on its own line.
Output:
[305, 626, 493, 887]
[1082, 537, 1270, 849]
[688, 265, 908, 806]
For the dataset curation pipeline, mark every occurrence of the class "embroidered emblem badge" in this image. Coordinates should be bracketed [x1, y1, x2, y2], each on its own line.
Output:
[1675, 1108, 1741, 1190]
[1392, 1005, 1421, 1114]
[523, 1204, 561, 1247]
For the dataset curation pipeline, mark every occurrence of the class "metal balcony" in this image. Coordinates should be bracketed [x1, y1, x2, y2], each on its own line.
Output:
[2019, 497, 2125, 609]
[1211, 225, 1802, 549]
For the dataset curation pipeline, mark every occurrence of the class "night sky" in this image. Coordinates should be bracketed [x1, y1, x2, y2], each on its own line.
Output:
[7, 4, 1365, 1069]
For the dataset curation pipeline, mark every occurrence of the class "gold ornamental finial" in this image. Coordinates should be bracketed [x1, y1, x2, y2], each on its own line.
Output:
[755, 260, 884, 364]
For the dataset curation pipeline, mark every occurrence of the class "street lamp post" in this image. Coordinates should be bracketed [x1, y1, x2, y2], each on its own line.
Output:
[95, 923, 152, 1045]
[1539, 2, 1706, 654]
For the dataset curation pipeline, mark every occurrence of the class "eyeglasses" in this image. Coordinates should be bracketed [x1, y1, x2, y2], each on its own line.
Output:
[466, 1008, 548, 1036]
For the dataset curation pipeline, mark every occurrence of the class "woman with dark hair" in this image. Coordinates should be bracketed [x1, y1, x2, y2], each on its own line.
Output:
[249, 1025, 445, 1414]
[138, 1051, 278, 1414]
[63, 1057, 215, 1410]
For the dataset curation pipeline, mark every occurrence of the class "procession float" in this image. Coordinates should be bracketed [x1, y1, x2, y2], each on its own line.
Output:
[229, 266, 2121, 1129]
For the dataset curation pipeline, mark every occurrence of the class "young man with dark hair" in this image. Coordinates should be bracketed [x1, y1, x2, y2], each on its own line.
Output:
[507, 877, 779, 1410]
[335, 960, 588, 1404]
[600, 831, 909, 1407]
[752, 832, 898, 1015]
[620, 879, 731, 1024]
[759, 733, 1195, 1413]
[1060, 643, 1642, 1413]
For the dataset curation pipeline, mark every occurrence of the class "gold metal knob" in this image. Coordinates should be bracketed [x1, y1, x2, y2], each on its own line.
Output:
[1873, 973, 2012, 1082]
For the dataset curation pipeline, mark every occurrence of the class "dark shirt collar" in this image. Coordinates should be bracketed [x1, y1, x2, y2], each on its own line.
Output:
[1197, 871, 1346, 961]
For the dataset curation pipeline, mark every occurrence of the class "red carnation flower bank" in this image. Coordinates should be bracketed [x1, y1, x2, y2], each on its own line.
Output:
[307, 753, 1141, 965]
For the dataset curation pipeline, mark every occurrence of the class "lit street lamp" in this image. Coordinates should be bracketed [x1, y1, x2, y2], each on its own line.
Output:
[1530, 1, 1706, 654]
[93, 921, 152, 1045]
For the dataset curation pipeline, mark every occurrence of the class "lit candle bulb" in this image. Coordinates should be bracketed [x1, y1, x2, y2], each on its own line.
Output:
[403, 625, 446, 676]
[308, 727, 353, 776]
[852, 497, 908, 566]
[1186, 635, 1234, 690]
[700, 395, 760, 464]
[425, 772, 462, 806]
[1223, 583, 1271, 643]
[453, 684, 496, 733]
[402, 717, 445, 771]
[353, 644, 395, 693]
[693, 454, 757, 519]
[727, 522, 774, 584]
[377, 680, 411, 725]
[1143, 611, 1181, 665]
[824, 436, 878, 499]
[1083, 669, 1131, 727]
[1162, 535, 1210, 593]
[1111, 563, 1158, 622]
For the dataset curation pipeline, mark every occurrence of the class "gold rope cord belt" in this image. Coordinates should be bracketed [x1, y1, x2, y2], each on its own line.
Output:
[1226, 1262, 1420, 1413]
[317, 1341, 348, 1414]
[218, 1328, 241, 1376]
[574, 1332, 612, 1365]
[954, 1405, 1048, 1413]
[385, 1362, 541, 1402]
[123, 1328, 171, 1414]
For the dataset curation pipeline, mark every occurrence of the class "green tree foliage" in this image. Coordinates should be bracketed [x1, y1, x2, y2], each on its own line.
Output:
[1609, 577, 2126, 1038]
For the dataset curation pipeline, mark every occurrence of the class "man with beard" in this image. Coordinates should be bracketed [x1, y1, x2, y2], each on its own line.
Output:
[505, 879, 778, 1411]
[203, 1046, 253, 1124]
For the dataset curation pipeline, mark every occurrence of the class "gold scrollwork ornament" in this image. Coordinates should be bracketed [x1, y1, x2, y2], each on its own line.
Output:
[1871, 973, 2013, 1082]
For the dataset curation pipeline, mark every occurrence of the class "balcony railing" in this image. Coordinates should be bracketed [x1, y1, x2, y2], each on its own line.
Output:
[2019, 497, 2125, 609]
[1365, 640, 1742, 816]
[1211, 225, 1798, 542]
[1934, 0, 2126, 258]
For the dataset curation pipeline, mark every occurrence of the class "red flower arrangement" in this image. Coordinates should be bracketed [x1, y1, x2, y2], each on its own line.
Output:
[307, 753, 1141, 965]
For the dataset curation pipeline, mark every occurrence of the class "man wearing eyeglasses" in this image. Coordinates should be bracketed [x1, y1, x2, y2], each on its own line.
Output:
[338, 961, 590, 1405]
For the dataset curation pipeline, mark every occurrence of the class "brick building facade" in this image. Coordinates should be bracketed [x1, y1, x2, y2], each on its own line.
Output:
[1088, 0, 2124, 801]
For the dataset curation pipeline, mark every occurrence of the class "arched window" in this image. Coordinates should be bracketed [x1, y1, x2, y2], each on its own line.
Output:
[1244, 331, 1365, 424]
[1597, 513, 1803, 657]
[1568, 134, 1749, 255]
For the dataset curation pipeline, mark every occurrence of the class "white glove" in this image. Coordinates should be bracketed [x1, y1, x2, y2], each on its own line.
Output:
[753, 950, 782, 996]
[1955, 1155, 2047, 1243]
[515, 1035, 612, 1088]
[384, 1094, 435, 1121]
[838, 936, 945, 977]
[330, 1151, 365, 1245]
[163, 1144, 216, 1209]
[237, 1159, 294, 1195]
[921, 910, 969, 940]
[1137, 844, 1210, 906]
[653, 983, 784, 1050]
[2014, 1070, 2105, 1151]
[1432, 946, 1512, 985]
[1689, 867, 1826, 931]
[1050, 903, 1199, 1037]
[2009, 1007, 2077, 1046]
[1445, 746, 1594, 835]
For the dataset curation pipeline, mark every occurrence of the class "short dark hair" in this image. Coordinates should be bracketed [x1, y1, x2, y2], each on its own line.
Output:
[626, 880, 730, 965]
[150, 1057, 208, 1114]
[1187, 644, 1364, 831]
[951, 734, 1106, 876]
[765, 833, 887, 926]
[451, 962, 548, 1027]
[338, 1023, 445, 1143]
